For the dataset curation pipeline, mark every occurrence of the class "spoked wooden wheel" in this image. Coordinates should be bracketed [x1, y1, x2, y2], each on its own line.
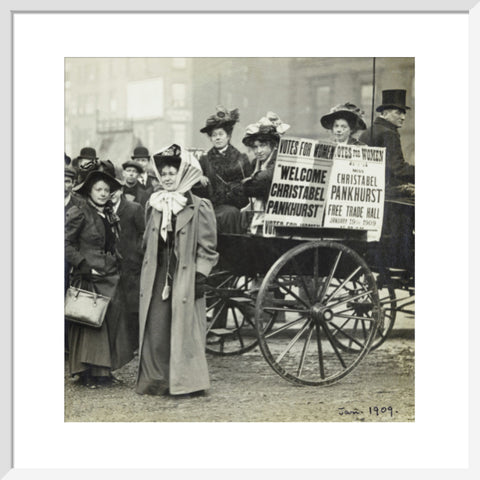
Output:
[330, 276, 397, 353]
[255, 241, 381, 386]
[205, 272, 259, 355]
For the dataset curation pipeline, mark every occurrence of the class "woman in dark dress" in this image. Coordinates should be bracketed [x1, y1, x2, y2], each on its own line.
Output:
[195, 105, 253, 233]
[65, 170, 134, 387]
[320, 102, 367, 145]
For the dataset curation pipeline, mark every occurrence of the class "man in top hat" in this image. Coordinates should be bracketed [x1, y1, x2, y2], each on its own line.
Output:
[131, 146, 159, 193]
[109, 174, 145, 352]
[72, 147, 100, 184]
[121, 160, 150, 208]
[360, 89, 415, 272]
[359, 89, 415, 195]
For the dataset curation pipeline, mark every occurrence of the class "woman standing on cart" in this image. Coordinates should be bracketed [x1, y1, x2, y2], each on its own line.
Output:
[65, 170, 134, 387]
[241, 112, 290, 235]
[320, 102, 367, 145]
[136, 145, 218, 397]
[195, 105, 253, 233]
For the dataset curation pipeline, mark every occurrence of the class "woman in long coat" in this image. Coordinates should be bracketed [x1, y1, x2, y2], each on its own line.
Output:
[136, 144, 218, 396]
[194, 105, 253, 233]
[65, 170, 134, 387]
[320, 102, 367, 145]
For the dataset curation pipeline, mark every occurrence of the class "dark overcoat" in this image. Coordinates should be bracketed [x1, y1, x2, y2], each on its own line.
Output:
[65, 202, 134, 373]
[124, 182, 150, 208]
[359, 117, 414, 189]
[116, 196, 145, 314]
[138, 194, 219, 394]
[195, 144, 253, 208]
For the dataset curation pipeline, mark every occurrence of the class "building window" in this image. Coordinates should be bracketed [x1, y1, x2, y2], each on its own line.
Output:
[85, 95, 95, 115]
[315, 85, 331, 117]
[172, 124, 187, 147]
[361, 83, 373, 111]
[172, 58, 187, 69]
[172, 83, 186, 108]
[127, 77, 164, 120]
[110, 95, 117, 113]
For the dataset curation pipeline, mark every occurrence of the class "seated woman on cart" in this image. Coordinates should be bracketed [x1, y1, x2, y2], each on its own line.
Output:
[240, 112, 290, 235]
[320, 102, 367, 145]
[194, 105, 253, 234]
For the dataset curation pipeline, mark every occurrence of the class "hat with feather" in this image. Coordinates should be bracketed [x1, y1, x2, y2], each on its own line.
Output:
[200, 105, 240, 135]
[242, 112, 290, 147]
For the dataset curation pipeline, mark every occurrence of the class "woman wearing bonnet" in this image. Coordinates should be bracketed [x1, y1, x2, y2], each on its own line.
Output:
[241, 112, 290, 235]
[136, 144, 219, 397]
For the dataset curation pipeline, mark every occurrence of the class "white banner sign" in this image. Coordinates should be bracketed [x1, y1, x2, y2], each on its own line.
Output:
[264, 137, 334, 234]
[323, 144, 386, 241]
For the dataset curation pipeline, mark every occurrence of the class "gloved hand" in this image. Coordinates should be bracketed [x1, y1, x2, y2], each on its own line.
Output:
[194, 272, 207, 299]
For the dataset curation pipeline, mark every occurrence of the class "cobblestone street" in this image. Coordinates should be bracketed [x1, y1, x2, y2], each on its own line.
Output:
[65, 332, 414, 422]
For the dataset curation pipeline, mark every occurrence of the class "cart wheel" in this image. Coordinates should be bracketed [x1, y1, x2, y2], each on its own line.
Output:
[205, 272, 260, 356]
[255, 240, 381, 386]
[371, 280, 397, 350]
[330, 277, 397, 352]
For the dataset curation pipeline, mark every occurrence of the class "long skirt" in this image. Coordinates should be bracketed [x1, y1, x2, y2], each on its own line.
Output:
[215, 204, 245, 234]
[68, 273, 134, 377]
[136, 247, 175, 395]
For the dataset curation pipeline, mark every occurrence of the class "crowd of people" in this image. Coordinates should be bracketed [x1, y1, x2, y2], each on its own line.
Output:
[64, 88, 415, 396]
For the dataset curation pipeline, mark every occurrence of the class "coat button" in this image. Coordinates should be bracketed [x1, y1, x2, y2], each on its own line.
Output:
[182, 265, 187, 269]
[181, 230, 186, 234]
[182, 298, 187, 303]
[152, 227, 156, 232]
[140, 293, 143, 297]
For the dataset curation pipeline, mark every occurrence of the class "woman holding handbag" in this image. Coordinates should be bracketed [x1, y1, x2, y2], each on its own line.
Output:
[65, 170, 134, 388]
[193, 105, 253, 233]
[136, 144, 218, 396]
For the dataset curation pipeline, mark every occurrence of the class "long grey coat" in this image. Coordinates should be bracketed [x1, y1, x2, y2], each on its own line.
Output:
[138, 193, 218, 394]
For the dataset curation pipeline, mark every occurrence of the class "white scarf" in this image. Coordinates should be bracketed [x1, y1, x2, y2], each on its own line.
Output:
[149, 151, 203, 241]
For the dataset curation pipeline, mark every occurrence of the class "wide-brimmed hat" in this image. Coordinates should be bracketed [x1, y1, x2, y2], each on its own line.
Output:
[64, 165, 76, 180]
[200, 105, 240, 134]
[153, 144, 182, 171]
[242, 112, 290, 147]
[73, 170, 122, 196]
[376, 89, 410, 113]
[320, 103, 367, 132]
[122, 160, 144, 174]
[131, 146, 150, 160]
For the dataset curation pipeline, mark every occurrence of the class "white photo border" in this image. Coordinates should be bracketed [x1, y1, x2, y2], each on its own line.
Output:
[2, 1, 477, 478]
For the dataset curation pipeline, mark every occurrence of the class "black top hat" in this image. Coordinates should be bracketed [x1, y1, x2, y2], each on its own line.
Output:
[122, 160, 144, 174]
[73, 170, 122, 196]
[200, 105, 240, 134]
[131, 146, 150, 159]
[320, 103, 367, 132]
[376, 89, 411, 113]
[153, 144, 182, 171]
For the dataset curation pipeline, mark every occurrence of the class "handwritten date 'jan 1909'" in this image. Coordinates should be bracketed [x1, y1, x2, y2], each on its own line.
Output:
[338, 406, 399, 417]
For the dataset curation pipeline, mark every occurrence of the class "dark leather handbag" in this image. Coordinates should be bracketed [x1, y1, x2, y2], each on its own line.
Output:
[65, 282, 111, 328]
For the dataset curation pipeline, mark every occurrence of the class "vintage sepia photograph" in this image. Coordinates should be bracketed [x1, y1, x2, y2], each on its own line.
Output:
[64, 56, 415, 422]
